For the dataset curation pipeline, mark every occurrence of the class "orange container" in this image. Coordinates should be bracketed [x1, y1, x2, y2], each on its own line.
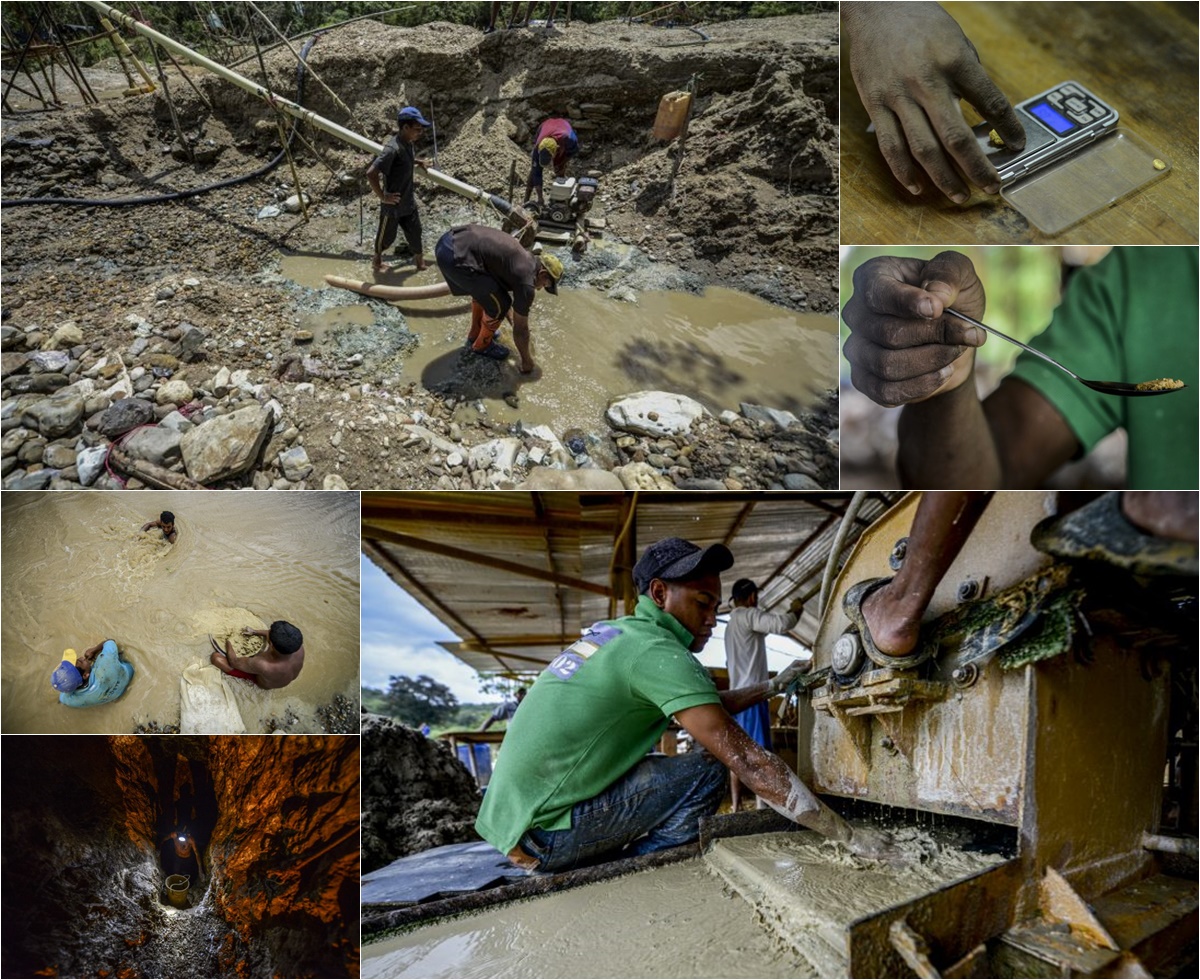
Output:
[652, 91, 692, 140]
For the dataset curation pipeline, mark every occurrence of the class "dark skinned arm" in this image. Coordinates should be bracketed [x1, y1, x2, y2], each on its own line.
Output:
[511, 311, 535, 374]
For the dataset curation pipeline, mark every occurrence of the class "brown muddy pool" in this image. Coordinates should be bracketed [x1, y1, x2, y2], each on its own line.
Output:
[0, 491, 359, 734]
[281, 250, 838, 435]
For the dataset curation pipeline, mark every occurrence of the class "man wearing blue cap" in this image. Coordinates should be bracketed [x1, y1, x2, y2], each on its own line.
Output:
[476, 536, 896, 873]
[367, 106, 433, 273]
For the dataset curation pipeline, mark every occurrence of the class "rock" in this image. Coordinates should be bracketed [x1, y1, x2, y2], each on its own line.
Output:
[211, 366, 231, 396]
[518, 468, 624, 490]
[613, 461, 677, 489]
[1, 428, 32, 455]
[5, 373, 69, 394]
[123, 426, 183, 467]
[675, 478, 728, 490]
[283, 193, 311, 213]
[42, 443, 77, 469]
[446, 450, 464, 468]
[740, 403, 800, 430]
[155, 379, 193, 406]
[180, 405, 273, 483]
[158, 410, 195, 434]
[27, 350, 71, 373]
[96, 398, 155, 438]
[24, 388, 85, 438]
[606, 391, 707, 438]
[293, 331, 314, 344]
[468, 437, 522, 484]
[607, 285, 638, 303]
[18, 437, 47, 463]
[76, 446, 108, 486]
[2, 351, 30, 377]
[4, 469, 54, 490]
[322, 473, 350, 491]
[279, 445, 313, 482]
[177, 323, 207, 359]
[47, 323, 84, 350]
[783, 473, 823, 490]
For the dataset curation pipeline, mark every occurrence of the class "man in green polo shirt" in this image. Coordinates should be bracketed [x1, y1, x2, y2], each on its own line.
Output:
[476, 537, 892, 873]
[841, 247, 1198, 489]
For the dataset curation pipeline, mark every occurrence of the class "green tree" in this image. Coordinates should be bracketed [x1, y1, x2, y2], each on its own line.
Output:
[385, 673, 459, 726]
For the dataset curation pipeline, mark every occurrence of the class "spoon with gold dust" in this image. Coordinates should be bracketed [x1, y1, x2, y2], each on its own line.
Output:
[946, 308, 1186, 397]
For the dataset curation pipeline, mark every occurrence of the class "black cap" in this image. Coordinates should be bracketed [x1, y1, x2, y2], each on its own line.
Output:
[731, 578, 758, 602]
[633, 537, 734, 594]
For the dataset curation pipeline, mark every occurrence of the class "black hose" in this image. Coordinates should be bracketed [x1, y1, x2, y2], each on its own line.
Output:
[0, 36, 317, 209]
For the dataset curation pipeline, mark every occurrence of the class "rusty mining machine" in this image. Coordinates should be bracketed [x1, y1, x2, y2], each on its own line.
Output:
[794, 492, 1197, 977]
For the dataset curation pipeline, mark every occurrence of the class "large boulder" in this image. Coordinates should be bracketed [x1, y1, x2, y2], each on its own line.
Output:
[122, 426, 183, 467]
[613, 461, 678, 489]
[606, 391, 707, 438]
[23, 387, 85, 438]
[180, 405, 272, 483]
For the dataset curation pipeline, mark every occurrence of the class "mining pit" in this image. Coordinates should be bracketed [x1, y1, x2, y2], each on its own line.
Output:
[1, 11, 839, 491]
[0, 735, 360, 978]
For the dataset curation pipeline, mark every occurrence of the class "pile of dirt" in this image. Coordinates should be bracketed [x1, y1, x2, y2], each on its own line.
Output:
[360, 712, 482, 874]
[1, 12, 839, 490]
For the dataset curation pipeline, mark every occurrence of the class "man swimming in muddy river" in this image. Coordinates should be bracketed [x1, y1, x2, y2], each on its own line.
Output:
[141, 511, 177, 543]
[209, 621, 304, 690]
[476, 536, 900, 873]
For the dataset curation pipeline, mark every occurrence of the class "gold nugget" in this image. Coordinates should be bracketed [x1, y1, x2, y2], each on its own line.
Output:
[988, 129, 1006, 148]
[1152, 159, 1167, 171]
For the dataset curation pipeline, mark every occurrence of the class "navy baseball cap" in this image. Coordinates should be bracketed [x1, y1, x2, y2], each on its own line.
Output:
[397, 106, 431, 126]
[633, 537, 734, 594]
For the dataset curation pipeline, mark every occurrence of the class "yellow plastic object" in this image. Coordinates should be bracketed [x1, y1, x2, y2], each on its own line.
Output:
[165, 874, 190, 908]
[652, 91, 692, 141]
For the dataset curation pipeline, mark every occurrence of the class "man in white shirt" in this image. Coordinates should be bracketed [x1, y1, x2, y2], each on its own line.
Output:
[723, 579, 805, 810]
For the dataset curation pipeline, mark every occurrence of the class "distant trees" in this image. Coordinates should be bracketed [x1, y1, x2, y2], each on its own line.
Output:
[382, 673, 459, 727]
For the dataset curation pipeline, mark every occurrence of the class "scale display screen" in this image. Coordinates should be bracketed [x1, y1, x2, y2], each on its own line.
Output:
[1029, 101, 1077, 135]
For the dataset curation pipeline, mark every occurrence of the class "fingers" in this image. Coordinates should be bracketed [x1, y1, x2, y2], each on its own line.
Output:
[955, 59, 1026, 151]
[870, 105, 925, 197]
[910, 84, 1001, 198]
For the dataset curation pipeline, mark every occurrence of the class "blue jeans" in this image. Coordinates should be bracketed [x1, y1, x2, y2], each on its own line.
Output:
[519, 750, 726, 872]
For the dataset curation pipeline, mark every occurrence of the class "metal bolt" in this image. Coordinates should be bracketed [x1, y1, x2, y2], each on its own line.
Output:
[889, 537, 908, 571]
[951, 663, 978, 688]
[880, 735, 898, 756]
[957, 578, 981, 602]
[832, 632, 862, 674]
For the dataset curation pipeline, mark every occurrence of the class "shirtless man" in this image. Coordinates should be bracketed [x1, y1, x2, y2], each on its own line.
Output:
[209, 621, 305, 690]
[141, 511, 178, 544]
[160, 829, 205, 878]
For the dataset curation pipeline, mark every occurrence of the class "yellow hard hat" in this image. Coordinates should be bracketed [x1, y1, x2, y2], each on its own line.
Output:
[539, 253, 563, 294]
[63, 648, 77, 664]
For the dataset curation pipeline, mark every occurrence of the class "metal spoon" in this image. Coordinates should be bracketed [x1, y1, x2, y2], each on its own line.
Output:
[946, 308, 1187, 397]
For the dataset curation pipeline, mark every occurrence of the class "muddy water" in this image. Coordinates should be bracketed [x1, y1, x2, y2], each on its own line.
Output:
[362, 860, 807, 979]
[281, 250, 838, 435]
[0, 491, 359, 734]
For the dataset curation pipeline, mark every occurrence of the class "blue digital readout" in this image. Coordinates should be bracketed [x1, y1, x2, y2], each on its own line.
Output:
[1029, 101, 1075, 135]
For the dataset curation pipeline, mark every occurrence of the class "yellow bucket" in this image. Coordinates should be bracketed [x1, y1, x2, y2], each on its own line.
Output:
[652, 91, 692, 140]
[165, 873, 190, 908]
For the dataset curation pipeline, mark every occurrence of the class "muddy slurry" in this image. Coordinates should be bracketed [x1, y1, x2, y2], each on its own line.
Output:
[0, 491, 360, 734]
[1, 12, 839, 490]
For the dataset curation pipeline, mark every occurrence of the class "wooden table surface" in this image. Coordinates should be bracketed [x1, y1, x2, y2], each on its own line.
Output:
[840, 2, 1198, 244]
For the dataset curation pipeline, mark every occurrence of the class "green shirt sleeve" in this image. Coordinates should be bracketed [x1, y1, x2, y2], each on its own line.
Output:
[627, 640, 721, 718]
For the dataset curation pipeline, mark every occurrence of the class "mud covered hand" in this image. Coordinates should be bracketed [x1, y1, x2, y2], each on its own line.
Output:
[769, 660, 809, 695]
[843, 1, 1025, 201]
[841, 250, 989, 407]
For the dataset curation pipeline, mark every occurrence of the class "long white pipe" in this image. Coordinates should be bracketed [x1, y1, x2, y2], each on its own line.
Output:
[81, 0, 513, 212]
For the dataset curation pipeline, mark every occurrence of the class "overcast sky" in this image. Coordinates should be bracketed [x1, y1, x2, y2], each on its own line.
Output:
[361, 553, 810, 704]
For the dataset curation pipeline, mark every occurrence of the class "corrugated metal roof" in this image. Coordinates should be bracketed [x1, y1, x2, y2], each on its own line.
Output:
[363, 491, 905, 676]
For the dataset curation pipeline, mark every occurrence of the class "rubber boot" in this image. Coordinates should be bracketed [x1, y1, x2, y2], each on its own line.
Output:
[466, 300, 485, 347]
[472, 311, 506, 352]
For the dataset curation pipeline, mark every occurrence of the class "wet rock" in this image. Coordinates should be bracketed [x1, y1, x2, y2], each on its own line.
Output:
[676, 477, 728, 490]
[123, 426, 183, 467]
[606, 391, 707, 438]
[279, 445, 313, 482]
[24, 387, 84, 438]
[5, 373, 70, 394]
[1, 351, 29, 377]
[27, 349, 71, 373]
[180, 404, 272, 483]
[155, 379, 193, 406]
[96, 398, 156, 438]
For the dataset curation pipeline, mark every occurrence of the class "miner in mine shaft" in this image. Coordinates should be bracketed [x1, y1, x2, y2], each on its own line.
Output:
[476, 536, 900, 872]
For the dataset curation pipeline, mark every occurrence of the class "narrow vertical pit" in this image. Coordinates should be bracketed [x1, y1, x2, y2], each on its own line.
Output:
[2, 736, 359, 978]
